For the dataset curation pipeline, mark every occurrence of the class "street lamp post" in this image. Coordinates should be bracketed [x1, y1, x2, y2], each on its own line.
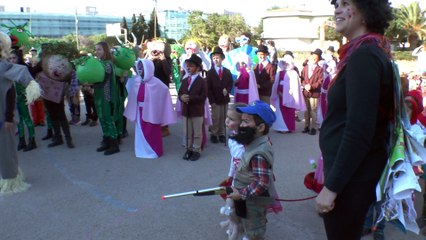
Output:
[75, 8, 79, 50]
[154, 0, 157, 38]
[28, 7, 32, 33]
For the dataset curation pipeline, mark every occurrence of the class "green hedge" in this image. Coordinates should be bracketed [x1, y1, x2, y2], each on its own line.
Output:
[392, 51, 416, 61]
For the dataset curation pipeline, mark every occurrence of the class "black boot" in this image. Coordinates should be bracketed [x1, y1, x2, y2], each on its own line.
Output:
[65, 137, 75, 148]
[48, 135, 63, 147]
[23, 137, 37, 152]
[60, 121, 75, 149]
[122, 118, 128, 138]
[17, 137, 27, 151]
[117, 134, 122, 145]
[96, 136, 109, 152]
[104, 138, 120, 155]
[42, 128, 53, 140]
[48, 121, 63, 147]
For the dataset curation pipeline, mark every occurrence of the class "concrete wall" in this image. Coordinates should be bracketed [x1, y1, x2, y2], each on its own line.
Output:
[262, 8, 333, 52]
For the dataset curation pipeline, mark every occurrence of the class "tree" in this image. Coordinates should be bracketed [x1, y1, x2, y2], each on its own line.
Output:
[130, 14, 138, 43]
[325, 26, 342, 45]
[147, 8, 161, 40]
[268, 6, 281, 10]
[181, 11, 207, 47]
[61, 34, 78, 47]
[322, 16, 343, 45]
[28, 34, 118, 57]
[385, 8, 408, 49]
[226, 14, 249, 47]
[89, 34, 118, 48]
[120, 16, 129, 42]
[398, 2, 426, 48]
[252, 20, 263, 47]
[129, 14, 148, 45]
[138, 14, 149, 44]
[181, 11, 251, 49]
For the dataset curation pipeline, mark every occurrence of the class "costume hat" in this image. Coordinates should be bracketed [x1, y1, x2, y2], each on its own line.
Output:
[311, 48, 323, 57]
[284, 50, 294, 59]
[185, 54, 203, 70]
[211, 47, 225, 59]
[327, 46, 335, 53]
[256, 45, 269, 54]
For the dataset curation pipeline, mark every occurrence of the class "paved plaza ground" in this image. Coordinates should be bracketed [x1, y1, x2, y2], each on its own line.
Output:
[1, 62, 425, 239]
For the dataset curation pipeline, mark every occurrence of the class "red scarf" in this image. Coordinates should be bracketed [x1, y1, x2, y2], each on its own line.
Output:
[330, 33, 391, 88]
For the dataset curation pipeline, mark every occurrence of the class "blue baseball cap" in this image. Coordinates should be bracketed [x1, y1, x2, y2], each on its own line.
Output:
[236, 100, 276, 127]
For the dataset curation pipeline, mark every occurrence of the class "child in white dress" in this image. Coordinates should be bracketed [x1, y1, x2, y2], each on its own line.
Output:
[219, 103, 246, 240]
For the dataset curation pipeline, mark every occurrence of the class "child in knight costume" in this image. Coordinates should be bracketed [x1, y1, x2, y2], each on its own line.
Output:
[0, 32, 40, 194]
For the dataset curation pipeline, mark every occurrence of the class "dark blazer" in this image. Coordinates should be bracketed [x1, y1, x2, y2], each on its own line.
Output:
[319, 44, 393, 193]
[152, 58, 172, 88]
[253, 62, 276, 97]
[301, 64, 324, 98]
[178, 74, 207, 117]
[206, 67, 233, 105]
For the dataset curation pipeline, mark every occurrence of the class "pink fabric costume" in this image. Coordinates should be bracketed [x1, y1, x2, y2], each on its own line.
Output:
[124, 59, 176, 158]
[234, 54, 259, 104]
[271, 57, 306, 132]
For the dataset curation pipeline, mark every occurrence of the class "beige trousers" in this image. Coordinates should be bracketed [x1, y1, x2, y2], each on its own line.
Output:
[304, 97, 318, 130]
[183, 116, 203, 152]
[210, 103, 228, 137]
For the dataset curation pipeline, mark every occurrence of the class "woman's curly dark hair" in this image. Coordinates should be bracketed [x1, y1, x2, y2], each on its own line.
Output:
[331, 0, 394, 35]
[354, 0, 394, 34]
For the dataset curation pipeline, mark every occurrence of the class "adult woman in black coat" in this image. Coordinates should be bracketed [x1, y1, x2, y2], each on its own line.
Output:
[316, 0, 394, 239]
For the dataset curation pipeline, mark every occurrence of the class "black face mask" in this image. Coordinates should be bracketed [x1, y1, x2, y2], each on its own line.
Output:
[229, 126, 257, 145]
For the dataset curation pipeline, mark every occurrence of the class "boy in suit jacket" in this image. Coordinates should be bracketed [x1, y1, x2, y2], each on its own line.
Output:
[253, 45, 276, 104]
[300, 48, 324, 135]
[178, 54, 207, 161]
[206, 47, 233, 143]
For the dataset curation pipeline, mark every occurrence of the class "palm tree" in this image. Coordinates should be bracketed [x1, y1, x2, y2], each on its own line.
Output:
[398, 1, 426, 48]
[385, 8, 407, 48]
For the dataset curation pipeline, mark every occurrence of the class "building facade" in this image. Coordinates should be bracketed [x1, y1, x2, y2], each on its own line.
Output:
[261, 7, 333, 52]
[0, 10, 190, 42]
[0, 12, 129, 38]
[157, 9, 189, 41]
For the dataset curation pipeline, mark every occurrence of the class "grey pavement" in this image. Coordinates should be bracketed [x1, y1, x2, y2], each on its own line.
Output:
[1, 93, 424, 240]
